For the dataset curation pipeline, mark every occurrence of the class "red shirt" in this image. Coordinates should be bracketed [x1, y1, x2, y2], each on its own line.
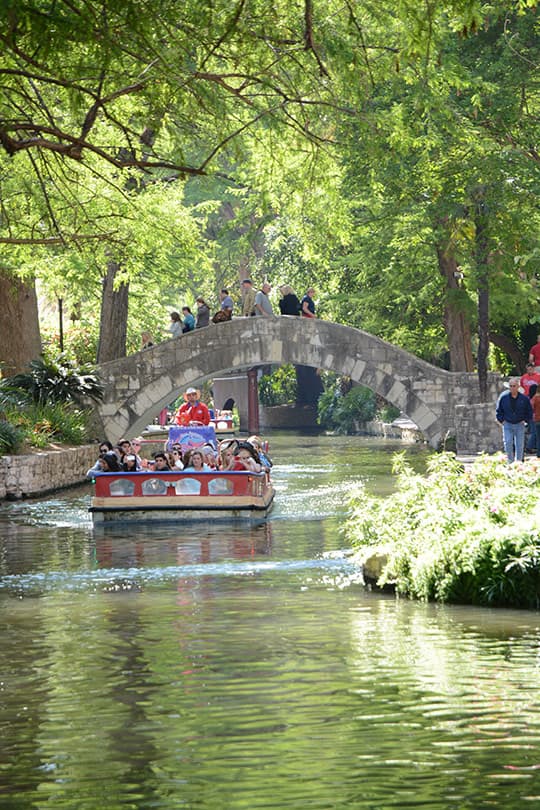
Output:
[175, 401, 210, 425]
[529, 343, 540, 366]
[520, 371, 540, 396]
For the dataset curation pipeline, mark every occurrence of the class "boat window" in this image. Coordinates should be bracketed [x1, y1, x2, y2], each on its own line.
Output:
[109, 478, 135, 497]
[208, 477, 233, 496]
[173, 478, 201, 495]
[142, 478, 168, 496]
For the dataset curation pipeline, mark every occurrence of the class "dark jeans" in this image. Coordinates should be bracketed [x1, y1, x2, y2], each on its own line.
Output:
[536, 422, 540, 458]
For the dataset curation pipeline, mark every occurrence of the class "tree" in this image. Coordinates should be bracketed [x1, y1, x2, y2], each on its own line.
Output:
[0, 269, 41, 374]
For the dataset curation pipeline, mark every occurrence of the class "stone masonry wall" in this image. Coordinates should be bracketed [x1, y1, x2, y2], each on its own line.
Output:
[0, 445, 98, 500]
[455, 403, 503, 456]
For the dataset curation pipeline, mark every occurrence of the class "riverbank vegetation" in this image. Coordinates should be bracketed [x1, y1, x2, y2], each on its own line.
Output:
[346, 453, 540, 609]
[0, 356, 102, 452]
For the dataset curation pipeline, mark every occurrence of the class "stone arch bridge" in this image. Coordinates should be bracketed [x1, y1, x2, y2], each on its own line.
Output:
[94, 317, 501, 449]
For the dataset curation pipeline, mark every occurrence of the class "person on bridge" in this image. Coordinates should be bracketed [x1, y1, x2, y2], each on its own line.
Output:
[301, 287, 316, 318]
[141, 330, 154, 349]
[182, 307, 196, 332]
[195, 297, 210, 328]
[255, 282, 274, 317]
[278, 285, 301, 316]
[168, 311, 182, 338]
[219, 288, 234, 319]
[241, 279, 256, 317]
[496, 377, 533, 463]
[175, 387, 211, 426]
[528, 335, 540, 372]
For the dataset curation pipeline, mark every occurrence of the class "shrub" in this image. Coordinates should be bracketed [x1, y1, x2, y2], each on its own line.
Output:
[0, 354, 103, 407]
[378, 403, 400, 423]
[3, 402, 89, 449]
[259, 365, 298, 406]
[345, 452, 540, 609]
[0, 420, 24, 455]
[318, 383, 377, 433]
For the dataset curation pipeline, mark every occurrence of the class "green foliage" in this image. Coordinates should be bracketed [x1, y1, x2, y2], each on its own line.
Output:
[259, 365, 297, 407]
[0, 355, 103, 407]
[9, 402, 89, 449]
[378, 404, 401, 423]
[0, 420, 24, 455]
[346, 453, 540, 609]
[3, 0, 540, 379]
[318, 383, 377, 433]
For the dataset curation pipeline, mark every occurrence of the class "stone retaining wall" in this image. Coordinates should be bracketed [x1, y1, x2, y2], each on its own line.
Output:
[0, 445, 98, 500]
[455, 403, 503, 455]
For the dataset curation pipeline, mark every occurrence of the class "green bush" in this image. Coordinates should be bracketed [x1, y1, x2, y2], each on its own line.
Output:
[259, 365, 298, 406]
[345, 452, 540, 609]
[378, 403, 400, 423]
[0, 354, 103, 407]
[0, 420, 24, 454]
[2, 402, 90, 450]
[318, 383, 377, 433]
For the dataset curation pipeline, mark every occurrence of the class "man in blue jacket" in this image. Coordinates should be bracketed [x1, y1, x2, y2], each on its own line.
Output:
[496, 378, 533, 463]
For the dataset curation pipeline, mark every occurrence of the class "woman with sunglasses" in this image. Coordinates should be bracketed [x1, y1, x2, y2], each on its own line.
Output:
[86, 447, 121, 479]
[86, 441, 113, 479]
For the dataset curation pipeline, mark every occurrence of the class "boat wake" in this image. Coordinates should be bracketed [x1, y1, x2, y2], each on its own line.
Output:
[0, 553, 362, 595]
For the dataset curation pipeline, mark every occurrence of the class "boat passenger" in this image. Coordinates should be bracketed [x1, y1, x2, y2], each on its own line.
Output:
[183, 450, 211, 472]
[235, 442, 262, 472]
[122, 454, 138, 472]
[174, 387, 211, 426]
[169, 447, 184, 469]
[117, 438, 141, 469]
[129, 436, 144, 468]
[219, 444, 244, 471]
[247, 435, 273, 469]
[88, 451, 121, 477]
[153, 452, 171, 471]
[202, 443, 218, 468]
[86, 441, 114, 479]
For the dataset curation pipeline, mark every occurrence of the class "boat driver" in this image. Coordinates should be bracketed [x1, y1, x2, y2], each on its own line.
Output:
[174, 387, 211, 426]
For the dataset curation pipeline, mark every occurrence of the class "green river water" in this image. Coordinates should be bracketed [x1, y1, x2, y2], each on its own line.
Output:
[0, 434, 539, 810]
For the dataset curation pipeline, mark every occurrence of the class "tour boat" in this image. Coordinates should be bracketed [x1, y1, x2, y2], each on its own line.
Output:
[89, 468, 275, 524]
[89, 426, 274, 524]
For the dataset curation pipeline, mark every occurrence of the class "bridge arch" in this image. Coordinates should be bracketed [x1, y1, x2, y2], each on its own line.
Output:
[94, 317, 496, 448]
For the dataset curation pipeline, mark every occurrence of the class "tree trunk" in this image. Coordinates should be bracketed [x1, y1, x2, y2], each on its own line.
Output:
[0, 269, 41, 375]
[96, 261, 129, 363]
[474, 195, 490, 402]
[436, 247, 474, 372]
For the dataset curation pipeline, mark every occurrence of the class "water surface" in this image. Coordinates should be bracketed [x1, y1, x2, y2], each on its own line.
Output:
[1, 434, 539, 809]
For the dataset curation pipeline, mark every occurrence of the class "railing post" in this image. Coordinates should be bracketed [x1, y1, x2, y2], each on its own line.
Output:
[247, 368, 260, 435]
